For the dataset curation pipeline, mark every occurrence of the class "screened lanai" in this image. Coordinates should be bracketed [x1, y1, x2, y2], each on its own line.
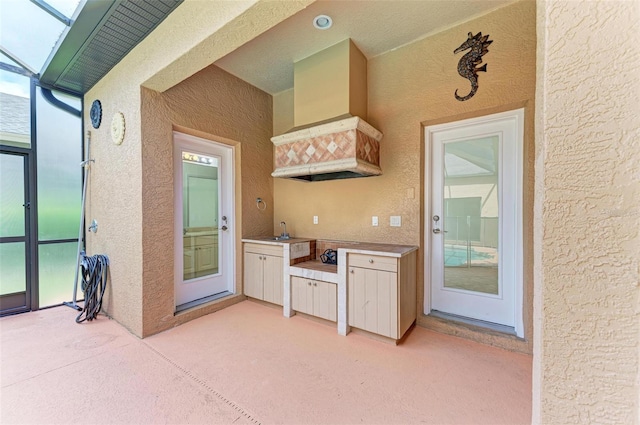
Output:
[0, 0, 180, 315]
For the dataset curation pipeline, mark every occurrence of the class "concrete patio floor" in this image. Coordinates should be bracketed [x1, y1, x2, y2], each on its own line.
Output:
[0, 300, 531, 424]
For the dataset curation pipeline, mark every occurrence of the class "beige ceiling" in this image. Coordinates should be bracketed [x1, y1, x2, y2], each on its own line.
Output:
[214, 0, 516, 95]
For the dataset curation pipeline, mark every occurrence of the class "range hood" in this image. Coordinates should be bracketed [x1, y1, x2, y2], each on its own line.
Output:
[271, 116, 382, 181]
[271, 40, 383, 182]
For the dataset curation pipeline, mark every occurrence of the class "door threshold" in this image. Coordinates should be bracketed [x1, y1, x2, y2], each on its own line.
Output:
[429, 310, 517, 336]
[175, 291, 233, 314]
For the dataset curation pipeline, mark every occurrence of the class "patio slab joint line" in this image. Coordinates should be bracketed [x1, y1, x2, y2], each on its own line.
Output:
[143, 341, 262, 425]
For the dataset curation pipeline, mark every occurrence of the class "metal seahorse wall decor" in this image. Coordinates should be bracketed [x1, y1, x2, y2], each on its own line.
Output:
[454, 31, 493, 101]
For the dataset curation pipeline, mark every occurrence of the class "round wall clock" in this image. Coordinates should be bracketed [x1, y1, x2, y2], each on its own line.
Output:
[111, 112, 126, 145]
[90, 100, 102, 129]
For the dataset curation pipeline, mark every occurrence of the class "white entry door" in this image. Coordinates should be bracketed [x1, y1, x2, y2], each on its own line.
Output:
[425, 109, 523, 336]
[174, 132, 235, 308]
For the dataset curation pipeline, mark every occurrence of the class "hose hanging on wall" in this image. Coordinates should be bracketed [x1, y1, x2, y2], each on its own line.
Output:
[75, 251, 109, 323]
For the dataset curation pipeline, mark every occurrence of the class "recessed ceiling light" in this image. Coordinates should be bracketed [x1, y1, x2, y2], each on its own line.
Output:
[313, 15, 333, 30]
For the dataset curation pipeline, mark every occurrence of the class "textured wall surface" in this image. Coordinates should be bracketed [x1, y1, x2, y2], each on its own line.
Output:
[140, 65, 273, 336]
[273, 0, 536, 352]
[533, 1, 640, 423]
[84, 82, 144, 337]
[143, 0, 314, 92]
[273, 89, 294, 136]
[84, 0, 309, 336]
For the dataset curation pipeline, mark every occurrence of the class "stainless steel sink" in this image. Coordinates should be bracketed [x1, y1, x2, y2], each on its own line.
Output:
[267, 236, 291, 241]
[264, 236, 291, 241]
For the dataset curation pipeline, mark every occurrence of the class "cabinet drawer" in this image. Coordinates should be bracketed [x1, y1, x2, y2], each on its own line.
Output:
[244, 243, 283, 257]
[349, 253, 397, 272]
[195, 235, 216, 247]
[184, 235, 218, 248]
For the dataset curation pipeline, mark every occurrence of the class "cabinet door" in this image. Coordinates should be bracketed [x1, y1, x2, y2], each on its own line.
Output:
[313, 280, 337, 322]
[263, 254, 283, 306]
[244, 252, 263, 299]
[348, 267, 377, 333]
[196, 245, 216, 273]
[291, 276, 312, 314]
[348, 267, 398, 338]
[374, 270, 398, 338]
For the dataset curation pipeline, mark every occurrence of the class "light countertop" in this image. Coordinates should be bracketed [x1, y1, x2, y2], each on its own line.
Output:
[337, 243, 417, 257]
[242, 237, 417, 257]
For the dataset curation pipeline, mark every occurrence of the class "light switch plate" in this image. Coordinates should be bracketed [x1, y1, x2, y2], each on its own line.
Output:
[372, 216, 378, 226]
[313, 215, 318, 224]
[390, 216, 402, 227]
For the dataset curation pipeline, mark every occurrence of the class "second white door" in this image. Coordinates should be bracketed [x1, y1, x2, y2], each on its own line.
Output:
[426, 109, 523, 335]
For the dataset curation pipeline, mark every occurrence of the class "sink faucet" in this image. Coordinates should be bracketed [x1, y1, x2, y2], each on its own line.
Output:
[280, 221, 290, 239]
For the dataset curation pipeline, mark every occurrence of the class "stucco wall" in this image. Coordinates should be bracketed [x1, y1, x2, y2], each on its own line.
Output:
[273, 0, 536, 352]
[533, 0, 640, 422]
[84, 0, 310, 336]
[140, 65, 273, 337]
[83, 57, 147, 336]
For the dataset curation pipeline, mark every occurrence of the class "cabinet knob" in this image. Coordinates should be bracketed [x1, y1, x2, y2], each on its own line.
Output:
[313, 282, 317, 286]
[369, 259, 374, 263]
[308, 281, 312, 286]
[350, 269, 354, 274]
[258, 256, 263, 260]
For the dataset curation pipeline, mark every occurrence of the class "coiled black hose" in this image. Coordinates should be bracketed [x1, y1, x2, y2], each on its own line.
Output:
[76, 253, 109, 323]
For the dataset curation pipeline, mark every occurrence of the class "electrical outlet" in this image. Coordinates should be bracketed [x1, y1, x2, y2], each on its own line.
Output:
[390, 216, 402, 227]
[313, 215, 318, 224]
[372, 216, 378, 226]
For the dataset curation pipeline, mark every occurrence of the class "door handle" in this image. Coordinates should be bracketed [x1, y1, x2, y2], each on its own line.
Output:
[221, 225, 228, 231]
[433, 228, 441, 234]
[23, 202, 30, 209]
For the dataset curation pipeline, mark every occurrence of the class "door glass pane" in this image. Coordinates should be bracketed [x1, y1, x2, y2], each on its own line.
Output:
[182, 152, 219, 281]
[38, 242, 80, 307]
[36, 87, 82, 241]
[0, 69, 30, 148]
[0, 242, 26, 295]
[0, 154, 25, 237]
[443, 136, 499, 294]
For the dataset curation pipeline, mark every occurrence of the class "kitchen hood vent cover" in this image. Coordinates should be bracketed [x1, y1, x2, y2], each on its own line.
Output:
[271, 116, 382, 181]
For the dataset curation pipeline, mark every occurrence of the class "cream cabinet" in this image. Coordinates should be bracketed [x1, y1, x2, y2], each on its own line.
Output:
[291, 276, 337, 322]
[183, 233, 218, 278]
[244, 243, 283, 306]
[347, 251, 416, 340]
[194, 235, 217, 273]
